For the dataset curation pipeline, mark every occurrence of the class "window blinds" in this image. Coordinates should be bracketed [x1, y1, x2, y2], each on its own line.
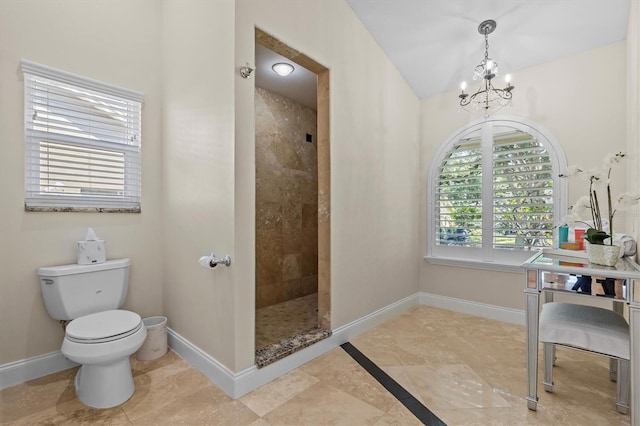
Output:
[21, 60, 143, 210]
[492, 132, 553, 250]
[434, 129, 554, 250]
[435, 138, 482, 247]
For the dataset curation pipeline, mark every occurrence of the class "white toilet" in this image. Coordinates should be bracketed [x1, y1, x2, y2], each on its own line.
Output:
[37, 258, 147, 409]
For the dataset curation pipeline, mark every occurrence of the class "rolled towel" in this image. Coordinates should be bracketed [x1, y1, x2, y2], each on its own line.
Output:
[612, 233, 637, 257]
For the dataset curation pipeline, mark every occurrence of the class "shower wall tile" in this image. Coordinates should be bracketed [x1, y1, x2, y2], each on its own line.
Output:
[301, 227, 318, 255]
[308, 181, 319, 205]
[317, 70, 331, 330]
[274, 136, 305, 171]
[255, 171, 282, 203]
[256, 228, 283, 291]
[256, 87, 318, 309]
[282, 197, 302, 230]
[256, 201, 282, 229]
[302, 275, 318, 295]
[317, 256, 331, 329]
[282, 253, 301, 281]
[287, 278, 305, 299]
[318, 182, 329, 224]
[301, 203, 317, 229]
[282, 225, 302, 255]
[301, 254, 317, 276]
[282, 173, 304, 204]
[257, 282, 287, 308]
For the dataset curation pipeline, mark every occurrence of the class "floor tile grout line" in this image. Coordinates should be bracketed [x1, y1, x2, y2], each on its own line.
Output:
[340, 342, 446, 426]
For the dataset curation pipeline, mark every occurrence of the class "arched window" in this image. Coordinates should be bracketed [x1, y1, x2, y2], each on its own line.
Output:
[427, 117, 567, 268]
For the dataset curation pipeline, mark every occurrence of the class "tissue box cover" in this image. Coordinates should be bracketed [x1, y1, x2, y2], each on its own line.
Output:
[77, 240, 106, 264]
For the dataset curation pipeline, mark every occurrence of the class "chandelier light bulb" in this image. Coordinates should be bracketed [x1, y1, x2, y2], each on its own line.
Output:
[486, 60, 494, 71]
[272, 62, 295, 77]
[505, 74, 512, 83]
[461, 81, 467, 91]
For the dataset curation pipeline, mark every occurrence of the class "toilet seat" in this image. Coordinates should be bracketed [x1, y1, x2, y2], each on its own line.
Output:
[66, 310, 142, 344]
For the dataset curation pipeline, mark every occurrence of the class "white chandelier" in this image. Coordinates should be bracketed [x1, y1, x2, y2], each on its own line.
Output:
[458, 20, 514, 116]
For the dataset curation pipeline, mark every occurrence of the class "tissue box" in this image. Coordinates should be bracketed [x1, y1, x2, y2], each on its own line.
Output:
[77, 240, 106, 264]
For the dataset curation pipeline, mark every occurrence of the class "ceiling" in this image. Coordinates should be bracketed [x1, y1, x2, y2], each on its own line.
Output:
[346, 0, 630, 99]
[256, 0, 630, 103]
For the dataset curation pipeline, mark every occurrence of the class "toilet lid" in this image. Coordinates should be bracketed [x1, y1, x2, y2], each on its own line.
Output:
[66, 310, 142, 343]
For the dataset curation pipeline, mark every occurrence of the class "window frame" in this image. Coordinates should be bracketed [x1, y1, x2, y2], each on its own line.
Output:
[426, 116, 568, 271]
[21, 59, 143, 213]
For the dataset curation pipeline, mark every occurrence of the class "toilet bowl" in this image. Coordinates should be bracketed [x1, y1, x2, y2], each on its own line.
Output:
[62, 310, 147, 409]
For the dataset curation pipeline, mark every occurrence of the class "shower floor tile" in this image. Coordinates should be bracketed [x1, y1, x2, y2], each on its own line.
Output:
[255, 292, 318, 351]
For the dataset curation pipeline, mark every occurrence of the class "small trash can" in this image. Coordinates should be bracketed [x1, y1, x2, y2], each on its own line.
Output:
[136, 316, 168, 361]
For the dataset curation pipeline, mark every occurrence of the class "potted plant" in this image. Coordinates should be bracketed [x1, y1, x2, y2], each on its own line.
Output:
[561, 152, 640, 266]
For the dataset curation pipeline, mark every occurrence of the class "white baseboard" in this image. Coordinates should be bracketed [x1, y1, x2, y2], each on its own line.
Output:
[419, 291, 525, 326]
[0, 292, 522, 393]
[168, 293, 419, 398]
[0, 351, 77, 390]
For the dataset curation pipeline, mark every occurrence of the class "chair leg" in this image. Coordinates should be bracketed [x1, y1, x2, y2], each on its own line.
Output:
[609, 357, 617, 382]
[543, 342, 554, 392]
[616, 359, 630, 414]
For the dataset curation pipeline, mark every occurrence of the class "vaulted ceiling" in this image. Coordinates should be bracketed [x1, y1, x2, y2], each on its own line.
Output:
[256, 0, 631, 104]
[345, 0, 631, 99]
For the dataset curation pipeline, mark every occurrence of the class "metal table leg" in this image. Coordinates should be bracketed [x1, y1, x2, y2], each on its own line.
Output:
[630, 304, 640, 424]
[610, 301, 625, 381]
[526, 290, 540, 411]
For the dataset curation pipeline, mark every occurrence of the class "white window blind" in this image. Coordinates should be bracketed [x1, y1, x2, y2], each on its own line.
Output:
[428, 118, 566, 265]
[435, 137, 482, 247]
[21, 60, 143, 211]
[492, 131, 554, 250]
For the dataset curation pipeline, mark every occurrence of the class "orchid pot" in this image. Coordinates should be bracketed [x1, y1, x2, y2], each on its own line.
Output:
[585, 241, 620, 267]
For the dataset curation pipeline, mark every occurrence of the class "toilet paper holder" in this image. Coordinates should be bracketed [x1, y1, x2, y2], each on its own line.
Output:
[203, 252, 231, 268]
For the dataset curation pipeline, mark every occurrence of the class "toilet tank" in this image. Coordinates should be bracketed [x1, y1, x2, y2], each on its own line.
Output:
[37, 258, 130, 320]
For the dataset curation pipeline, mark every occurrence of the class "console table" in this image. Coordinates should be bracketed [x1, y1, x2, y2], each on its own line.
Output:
[523, 248, 640, 422]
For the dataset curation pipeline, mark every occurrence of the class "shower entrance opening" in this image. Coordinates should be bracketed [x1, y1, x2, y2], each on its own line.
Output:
[254, 29, 331, 368]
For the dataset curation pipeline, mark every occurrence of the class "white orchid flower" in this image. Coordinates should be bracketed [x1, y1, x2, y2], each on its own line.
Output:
[571, 196, 592, 218]
[560, 165, 583, 178]
[603, 152, 625, 168]
[565, 211, 583, 227]
[586, 168, 604, 183]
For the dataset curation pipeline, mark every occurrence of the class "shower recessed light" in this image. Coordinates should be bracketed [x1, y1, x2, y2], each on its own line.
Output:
[272, 62, 295, 77]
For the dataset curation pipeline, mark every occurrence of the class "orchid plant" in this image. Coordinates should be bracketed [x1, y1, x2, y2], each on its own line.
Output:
[560, 152, 640, 246]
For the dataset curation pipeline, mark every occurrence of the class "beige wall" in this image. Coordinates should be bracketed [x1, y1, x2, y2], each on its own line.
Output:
[0, 0, 164, 365]
[419, 42, 628, 309]
[235, 0, 421, 368]
[161, 0, 421, 373]
[627, 1, 640, 248]
[161, 0, 238, 369]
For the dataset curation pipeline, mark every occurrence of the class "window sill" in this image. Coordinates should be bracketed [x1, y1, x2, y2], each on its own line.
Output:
[25, 206, 141, 213]
[423, 255, 525, 273]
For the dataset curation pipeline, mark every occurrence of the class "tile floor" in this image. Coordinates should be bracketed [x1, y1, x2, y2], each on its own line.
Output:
[1, 306, 631, 425]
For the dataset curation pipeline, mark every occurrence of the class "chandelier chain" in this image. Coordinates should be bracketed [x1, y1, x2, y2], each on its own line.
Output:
[484, 32, 489, 64]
